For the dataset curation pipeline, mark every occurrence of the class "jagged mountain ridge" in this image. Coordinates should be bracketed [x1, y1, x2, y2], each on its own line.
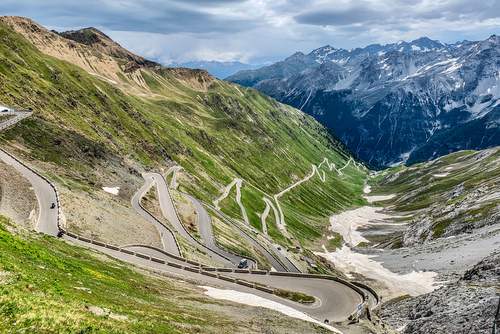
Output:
[57, 27, 161, 72]
[0, 16, 214, 93]
[228, 36, 500, 168]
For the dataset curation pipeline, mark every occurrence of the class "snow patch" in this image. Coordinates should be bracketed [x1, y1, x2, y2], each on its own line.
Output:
[441, 60, 462, 74]
[469, 73, 500, 117]
[102, 186, 120, 195]
[365, 194, 396, 203]
[316, 245, 438, 298]
[433, 173, 449, 178]
[329, 206, 393, 246]
[200, 286, 343, 333]
[0, 105, 11, 112]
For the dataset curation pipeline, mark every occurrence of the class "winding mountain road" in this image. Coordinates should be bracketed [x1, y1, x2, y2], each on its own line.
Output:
[68, 234, 363, 323]
[184, 193, 245, 265]
[136, 173, 235, 267]
[0, 111, 59, 236]
[213, 178, 250, 225]
[0, 108, 373, 326]
[130, 174, 181, 256]
[205, 203, 301, 272]
[267, 156, 354, 237]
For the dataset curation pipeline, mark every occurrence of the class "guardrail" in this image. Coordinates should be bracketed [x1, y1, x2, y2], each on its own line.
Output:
[62, 229, 281, 296]
[0, 111, 62, 235]
[136, 198, 183, 257]
[0, 149, 62, 232]
[0, 109, 375, 322]
[156, 173, 240, 265]
[204, 201, 298, 272]
[352, 281, 381, 306]
[119, 243, 209, 267]
[267, 270, 369, 320]
[62, 228, 370, 321]
[178, 190, 261, 269]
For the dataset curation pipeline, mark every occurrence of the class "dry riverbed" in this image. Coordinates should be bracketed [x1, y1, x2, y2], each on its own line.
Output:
[315, 186, 439, 299]
[317, 181, 500, 302]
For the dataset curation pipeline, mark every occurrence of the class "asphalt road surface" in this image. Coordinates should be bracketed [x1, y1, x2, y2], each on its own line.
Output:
[68, 236, 363, 322]
[0, 109, 368, 324]
[0, 111, 59, 236]
[134, 173, 235, 267]
[131, 175, 181, 256]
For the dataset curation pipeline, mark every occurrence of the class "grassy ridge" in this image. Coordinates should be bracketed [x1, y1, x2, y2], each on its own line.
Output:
[371, 148, 500, 243]
[0, 21, 366, 246]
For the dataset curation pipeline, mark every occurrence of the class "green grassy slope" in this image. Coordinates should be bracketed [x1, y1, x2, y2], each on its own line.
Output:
[0, 20, 365, 247]
[0, 217, 326, 333]
[370, 148, 500, 245]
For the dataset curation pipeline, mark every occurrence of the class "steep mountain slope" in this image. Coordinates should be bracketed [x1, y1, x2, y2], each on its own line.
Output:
[320, 147, 499, 333]
[370, 147, 499, 246]
[228, 36, 500, 168]
[380, 250, 499, 334]
[0, 16, 365, 252]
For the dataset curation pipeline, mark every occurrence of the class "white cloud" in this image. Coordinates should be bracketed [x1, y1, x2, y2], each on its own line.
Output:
[1, 0, 499, 63]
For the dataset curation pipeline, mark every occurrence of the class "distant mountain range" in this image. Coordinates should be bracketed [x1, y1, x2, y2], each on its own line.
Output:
[228, 36, 500, 168]
[171, 60, 260, 79]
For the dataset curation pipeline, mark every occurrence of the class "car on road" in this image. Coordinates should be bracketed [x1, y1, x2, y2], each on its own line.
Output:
[50, 202, 56, 209]
[1, 109, 8, 112]
[238, 258, 248, 269]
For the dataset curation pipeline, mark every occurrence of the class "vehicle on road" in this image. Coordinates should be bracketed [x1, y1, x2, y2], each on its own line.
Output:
[1, 109, 8, 112]
[238, 258, 248, 269]
[50, 202, 56, 209]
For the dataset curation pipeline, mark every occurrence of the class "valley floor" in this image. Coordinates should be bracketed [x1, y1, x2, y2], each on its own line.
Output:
[314, 149, 500, 333]
[315, 189, 439, 299]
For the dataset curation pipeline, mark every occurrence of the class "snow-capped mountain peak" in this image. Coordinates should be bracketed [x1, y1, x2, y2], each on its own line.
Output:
[228, 35, 500, 168]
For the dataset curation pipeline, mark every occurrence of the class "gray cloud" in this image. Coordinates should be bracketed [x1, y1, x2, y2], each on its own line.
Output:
[293, 0, 500, 28]
[295, 6, 382, 26]
[0, 0, 255, 33]
[0, 0, 498, 63]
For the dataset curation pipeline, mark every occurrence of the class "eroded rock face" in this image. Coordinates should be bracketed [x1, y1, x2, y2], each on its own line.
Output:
[463, 251, 500, 283]
[379, 252, 500, 334]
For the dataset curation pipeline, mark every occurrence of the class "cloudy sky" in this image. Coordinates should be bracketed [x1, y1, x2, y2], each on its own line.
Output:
[1, 0, 499, 64]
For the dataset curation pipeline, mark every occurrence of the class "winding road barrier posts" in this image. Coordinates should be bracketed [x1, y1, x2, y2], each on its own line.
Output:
[156, 173, 246, 266]
[64, 228, 373, 321]
[0, 108, 379, 324]
[205, 201, 300, 273]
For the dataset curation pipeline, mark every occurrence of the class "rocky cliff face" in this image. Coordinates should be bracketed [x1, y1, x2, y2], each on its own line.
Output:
[228, 36, 500, 168]
[380, 251, 499, 334]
